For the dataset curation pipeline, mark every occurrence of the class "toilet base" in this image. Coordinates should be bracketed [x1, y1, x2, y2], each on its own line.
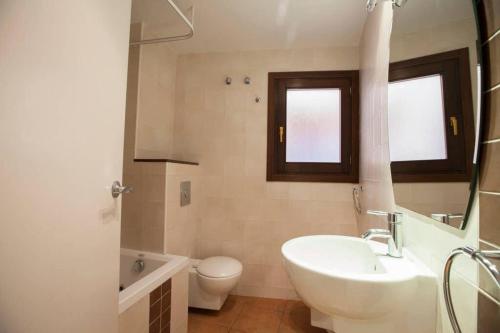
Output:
[188, 269, 228, 310]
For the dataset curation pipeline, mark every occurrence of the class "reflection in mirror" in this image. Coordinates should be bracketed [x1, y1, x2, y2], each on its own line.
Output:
[389, 0, 480, 229]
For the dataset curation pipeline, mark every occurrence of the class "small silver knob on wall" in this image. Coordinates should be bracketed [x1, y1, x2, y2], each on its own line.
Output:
[111, 181, 133, 198]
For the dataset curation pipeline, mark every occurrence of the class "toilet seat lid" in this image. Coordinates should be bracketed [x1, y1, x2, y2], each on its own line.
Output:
[196, 256, 242, 278]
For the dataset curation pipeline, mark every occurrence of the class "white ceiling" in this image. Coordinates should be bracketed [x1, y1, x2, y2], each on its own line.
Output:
[392, 0, 475, 36]
[131, 0, 477, 54]
[131, 0, 368, 54]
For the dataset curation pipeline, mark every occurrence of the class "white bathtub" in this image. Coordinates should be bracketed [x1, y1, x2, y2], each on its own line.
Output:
[118, 248, 189, 314]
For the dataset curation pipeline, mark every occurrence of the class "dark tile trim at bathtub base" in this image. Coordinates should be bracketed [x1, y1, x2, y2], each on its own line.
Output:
[149, 279, 171, 333]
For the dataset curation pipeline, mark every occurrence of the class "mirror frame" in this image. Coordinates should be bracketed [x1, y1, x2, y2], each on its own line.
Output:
[454, 1, 484, 230]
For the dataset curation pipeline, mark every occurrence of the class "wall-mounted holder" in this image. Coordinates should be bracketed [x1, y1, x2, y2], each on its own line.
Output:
[180, 181, 191, 206]
[366, 0, 407, 12]
[443, 247, 500, 333]
[111, 181, 133, 198]
[225, 77, 232, 85]
[352, 185, 363, 214]
[244, 77, 251, 85]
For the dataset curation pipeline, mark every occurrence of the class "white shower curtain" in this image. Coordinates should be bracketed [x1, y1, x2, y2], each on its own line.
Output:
[357, 0, 396, 231]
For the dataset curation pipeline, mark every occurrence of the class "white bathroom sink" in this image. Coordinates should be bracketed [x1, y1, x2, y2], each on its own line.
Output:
[281, 235, 420, 320]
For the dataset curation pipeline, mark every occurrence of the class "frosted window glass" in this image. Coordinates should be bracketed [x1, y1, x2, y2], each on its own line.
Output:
[388, 75, 447, 162]
[286, 89, 341, 163]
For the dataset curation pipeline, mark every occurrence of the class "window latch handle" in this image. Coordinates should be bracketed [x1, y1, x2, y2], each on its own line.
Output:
[279, 126, 284, 143]
[450, 116, 458, 136]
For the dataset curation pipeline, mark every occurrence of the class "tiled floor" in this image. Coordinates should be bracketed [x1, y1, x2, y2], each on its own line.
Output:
[188, 295, 326, 333]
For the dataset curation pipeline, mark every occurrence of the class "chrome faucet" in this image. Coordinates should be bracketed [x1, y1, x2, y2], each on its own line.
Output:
[132, 258, 145, 273]
[430, 213, 464, 225]
[361, 210, 403, 258]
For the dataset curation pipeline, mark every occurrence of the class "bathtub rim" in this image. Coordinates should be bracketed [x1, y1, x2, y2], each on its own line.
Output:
[118, 248, 189, 314]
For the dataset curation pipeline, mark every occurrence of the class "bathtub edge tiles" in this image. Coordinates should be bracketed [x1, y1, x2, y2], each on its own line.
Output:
[149, 279, 171, 333]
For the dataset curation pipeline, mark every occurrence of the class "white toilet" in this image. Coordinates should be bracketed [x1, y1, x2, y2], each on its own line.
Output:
[188, 256, 242, 310]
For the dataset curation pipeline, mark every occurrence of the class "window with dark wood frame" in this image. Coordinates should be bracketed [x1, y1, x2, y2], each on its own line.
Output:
[266, 71, 359, 183]
[388, 48, 475, 183]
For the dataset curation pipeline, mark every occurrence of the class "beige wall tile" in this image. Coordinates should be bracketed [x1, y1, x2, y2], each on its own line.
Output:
[394, 182, 470, 219]
[477, 7, 500, 333]
[220, 240, 244, 261]
[135, 44, 177, 158]
[485, 34, 500, 88]
[483, 89, 500, 141]
[479, 241, 500, 302]
[164, 163, 200, 257]
[477, 290, 500, 333]
[124, 46, 361, 298]
[265, 182, 290, 200]
[479, 193, 500, 246]
[118, 294, 149, 333]
[480, 0, 500, 40]
[480, 142, 500, 192]
[121, 163, 166, 253]
[171, 266, 189, 333]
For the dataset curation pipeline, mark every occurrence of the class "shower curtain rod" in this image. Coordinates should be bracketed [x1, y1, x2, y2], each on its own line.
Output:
[130, 0, 194, 46]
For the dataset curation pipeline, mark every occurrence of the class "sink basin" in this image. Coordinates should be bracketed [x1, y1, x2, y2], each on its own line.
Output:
[281, 235, 419, 320]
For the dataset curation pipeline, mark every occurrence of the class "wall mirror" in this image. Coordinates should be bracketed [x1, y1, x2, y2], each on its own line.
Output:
[389, 0, 482, 229]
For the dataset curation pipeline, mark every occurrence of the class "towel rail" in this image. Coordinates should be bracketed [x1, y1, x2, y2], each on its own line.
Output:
[443, 246, 500, 333]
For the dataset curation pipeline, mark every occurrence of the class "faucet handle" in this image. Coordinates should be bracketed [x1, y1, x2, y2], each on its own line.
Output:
[367, 210, 403, 223]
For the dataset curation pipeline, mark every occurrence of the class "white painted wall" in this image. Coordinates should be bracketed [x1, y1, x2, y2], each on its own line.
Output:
[0, 1, 131, 332]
